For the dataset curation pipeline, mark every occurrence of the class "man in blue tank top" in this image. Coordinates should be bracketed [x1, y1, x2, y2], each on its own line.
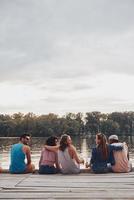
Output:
[9, 134, 35, 174]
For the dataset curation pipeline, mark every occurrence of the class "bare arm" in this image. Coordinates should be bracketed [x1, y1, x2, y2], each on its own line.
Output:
[55, 152, 60, 169]
[39, 150, 43, 167]
[110, 144, 123, 151]
[23, 145, 31, 165]
[45, 145, 59, 152]
[68, 145, 84, 164]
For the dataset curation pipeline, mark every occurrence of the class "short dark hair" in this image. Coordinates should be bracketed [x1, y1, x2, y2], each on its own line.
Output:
[109, 139, 119, 144]
[45, 136, 58, 146]
[20, 134, 31, 140]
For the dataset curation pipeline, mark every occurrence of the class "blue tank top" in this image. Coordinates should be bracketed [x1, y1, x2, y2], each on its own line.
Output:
[9, 143, 26, 173]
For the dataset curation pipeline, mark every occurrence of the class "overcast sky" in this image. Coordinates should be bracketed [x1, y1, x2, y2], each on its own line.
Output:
[0, 0, 134, 115]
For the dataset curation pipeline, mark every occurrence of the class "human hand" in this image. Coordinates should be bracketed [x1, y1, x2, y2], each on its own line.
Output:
[81, 159, 84, 164]
[85, 162, 90, 168]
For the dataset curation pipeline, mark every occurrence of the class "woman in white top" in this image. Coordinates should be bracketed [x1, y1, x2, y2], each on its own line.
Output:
[45, 134, 84, 174]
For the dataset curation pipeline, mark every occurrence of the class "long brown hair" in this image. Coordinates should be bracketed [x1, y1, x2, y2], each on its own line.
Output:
[59, 134, 69, 151]
[96, 133, 108, 160]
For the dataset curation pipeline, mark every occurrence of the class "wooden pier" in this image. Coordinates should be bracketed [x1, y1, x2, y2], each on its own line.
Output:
[1, 171, 134, 199]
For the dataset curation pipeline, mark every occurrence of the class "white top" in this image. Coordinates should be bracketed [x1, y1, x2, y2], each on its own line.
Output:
[58, 148, 80, 174]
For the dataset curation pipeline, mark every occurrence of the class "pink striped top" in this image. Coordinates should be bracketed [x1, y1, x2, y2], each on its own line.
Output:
[39, 148, 57, 166]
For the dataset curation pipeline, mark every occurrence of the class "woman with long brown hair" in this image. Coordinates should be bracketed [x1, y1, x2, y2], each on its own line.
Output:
[58, 134, 84, 174]
[88, 133, 123, 173]
[45, 134, 84, 174]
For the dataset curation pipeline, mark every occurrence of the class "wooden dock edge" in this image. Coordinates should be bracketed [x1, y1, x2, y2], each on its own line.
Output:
[1, 168, 133, 174]
[0, 168, 91, 174]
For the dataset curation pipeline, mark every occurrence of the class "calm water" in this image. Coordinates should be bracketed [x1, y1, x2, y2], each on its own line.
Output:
[0, 136, 134, 169]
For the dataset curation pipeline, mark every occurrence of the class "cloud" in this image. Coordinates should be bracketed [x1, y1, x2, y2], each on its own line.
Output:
[0, 0, 134, 82]
[0, 0, 134, 114]
[73, 84, 94, 91]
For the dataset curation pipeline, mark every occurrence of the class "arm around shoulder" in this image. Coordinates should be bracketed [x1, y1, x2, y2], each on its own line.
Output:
[109, 144, 123, 151]
[45, 145, 59, 152]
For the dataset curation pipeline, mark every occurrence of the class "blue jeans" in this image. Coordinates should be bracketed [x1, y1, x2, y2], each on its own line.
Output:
[92, 163, 109, 174]
[39, 165, 59, 174]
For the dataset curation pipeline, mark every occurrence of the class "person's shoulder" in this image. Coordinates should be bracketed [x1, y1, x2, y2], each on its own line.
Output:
[122, 142, 128, 150]
[92, 146, 97, 150]
[92, 147, 97, 152]
[108, 143, 115, 149]
[122, 142, 127, 146]
[68, 144, 76, 151]
[108, 143, 123, 152]
[67, 145, 76, 154]
[11, 143, 21, 148]
[13, 143, 19, 146]
[42, 146, 46, 151]
[41, 147, 47, 154]
[23, 145, 30, 152]
[107, 144, 111, 147]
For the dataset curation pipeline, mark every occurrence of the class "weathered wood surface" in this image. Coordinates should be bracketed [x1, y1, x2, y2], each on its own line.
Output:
[1, 172, 134, 199]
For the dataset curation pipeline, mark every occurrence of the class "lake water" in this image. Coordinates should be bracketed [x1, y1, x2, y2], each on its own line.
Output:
[0, 136, 134, 169]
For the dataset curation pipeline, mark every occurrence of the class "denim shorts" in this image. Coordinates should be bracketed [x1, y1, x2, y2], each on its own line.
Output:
[39, 165, 59, 174]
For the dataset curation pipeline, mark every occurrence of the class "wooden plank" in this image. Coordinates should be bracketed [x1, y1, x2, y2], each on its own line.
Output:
[1, 173, 134, 199]
[1, 191, 134, 199]
[1, 167, 134, 174]
[0, 174, 30, 188]
[2, 187, 134, 192]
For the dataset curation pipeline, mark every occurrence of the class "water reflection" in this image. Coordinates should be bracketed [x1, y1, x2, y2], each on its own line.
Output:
[0, 136, 134, 169]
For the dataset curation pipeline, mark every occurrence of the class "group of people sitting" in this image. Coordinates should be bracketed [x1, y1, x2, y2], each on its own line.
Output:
[0, 133, 132, 174]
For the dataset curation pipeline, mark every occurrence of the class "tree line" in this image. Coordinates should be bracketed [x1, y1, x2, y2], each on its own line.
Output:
[0, 111, 134, 137]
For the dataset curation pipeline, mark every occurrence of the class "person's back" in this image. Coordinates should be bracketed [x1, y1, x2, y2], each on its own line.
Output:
[90, 145, 118, 173]
[111, 142, 131, 172]
[9, 134, 35, 174]
[58, 147, 80, 174]
[109, 135, 131, 173]
[44, 134, 84, 174]
[9, 143, 26, 173]
[89, 133, 123, 173]
[40, 148, 56, 166]
[58, 134, 84, 174]
[39, 136, 59, 174]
